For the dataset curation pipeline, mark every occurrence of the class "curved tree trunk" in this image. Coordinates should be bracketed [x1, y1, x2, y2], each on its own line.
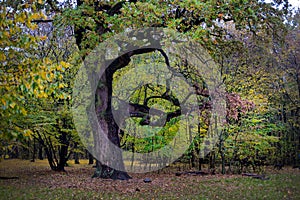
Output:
[92, 68, 132, 180]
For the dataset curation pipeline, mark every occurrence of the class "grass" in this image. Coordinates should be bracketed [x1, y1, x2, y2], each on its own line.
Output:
[0, 159, 299, 199]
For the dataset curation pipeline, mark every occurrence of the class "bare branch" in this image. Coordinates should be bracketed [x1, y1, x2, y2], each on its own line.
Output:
[31, 19, 53, 23]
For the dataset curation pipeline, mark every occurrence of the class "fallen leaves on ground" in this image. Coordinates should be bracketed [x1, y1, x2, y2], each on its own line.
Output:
[0, 159, 299, 199]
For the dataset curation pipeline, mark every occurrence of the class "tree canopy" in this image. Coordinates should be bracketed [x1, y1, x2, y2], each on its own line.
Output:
[0, 0, 299, 180]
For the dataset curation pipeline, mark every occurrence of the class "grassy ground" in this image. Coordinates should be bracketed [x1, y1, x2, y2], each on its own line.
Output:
[0, 159, 299, 199]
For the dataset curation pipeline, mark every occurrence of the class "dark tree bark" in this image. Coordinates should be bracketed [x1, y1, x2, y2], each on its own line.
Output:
[56, 118, 70, 171]
[92, 54, 132, 180]
[57, 139, 68, 171]
[38, 144, 43, 160]
[88, 151, 94, 165]
[31, 138, 36, 162]
[74, 143, 80, 164]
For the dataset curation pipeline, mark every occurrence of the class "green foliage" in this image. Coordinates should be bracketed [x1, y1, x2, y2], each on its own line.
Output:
[1, 0, 298, 173]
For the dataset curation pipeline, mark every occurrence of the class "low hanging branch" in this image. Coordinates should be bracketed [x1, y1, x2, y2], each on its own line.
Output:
[0, 176, 19, 180]
[110, 46, 214, 127]
[31, 19, 54, 23]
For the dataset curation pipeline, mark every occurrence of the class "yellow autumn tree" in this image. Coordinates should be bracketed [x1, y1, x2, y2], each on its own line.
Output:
[0, 0, 72, 140]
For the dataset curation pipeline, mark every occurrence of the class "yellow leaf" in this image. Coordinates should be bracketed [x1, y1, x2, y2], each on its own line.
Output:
[37, 91, 48, 98]
[48, 73, 55, 81]
[60, 61, 70, 68]
[28, 23, 38, 30]
[4, 31, 10, 37]
[56, 65, 62, 71]
[9, 102, 16, 108]
[0, 53, 6, 62]
[40, 71, 47, 79]
[17, 12, 26, 23]
[59, 94, 65, 99]
[21, 107, 27, 115]
[1, 98, 6, 106]
[31, 13, 40, 20]
[200, 128, 207, 134]
[40, 35, 47, 41]
[58, 83, 64, 88]
[24, 129, 33, 137]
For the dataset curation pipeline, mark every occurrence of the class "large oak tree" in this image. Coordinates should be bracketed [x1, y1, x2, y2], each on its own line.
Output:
[3, 0, 288, 179]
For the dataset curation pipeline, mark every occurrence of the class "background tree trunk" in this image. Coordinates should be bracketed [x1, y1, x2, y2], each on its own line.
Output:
[88, 151, 94, 165]
[38, 145, 43, 160]
[74, 143, 80, 164]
